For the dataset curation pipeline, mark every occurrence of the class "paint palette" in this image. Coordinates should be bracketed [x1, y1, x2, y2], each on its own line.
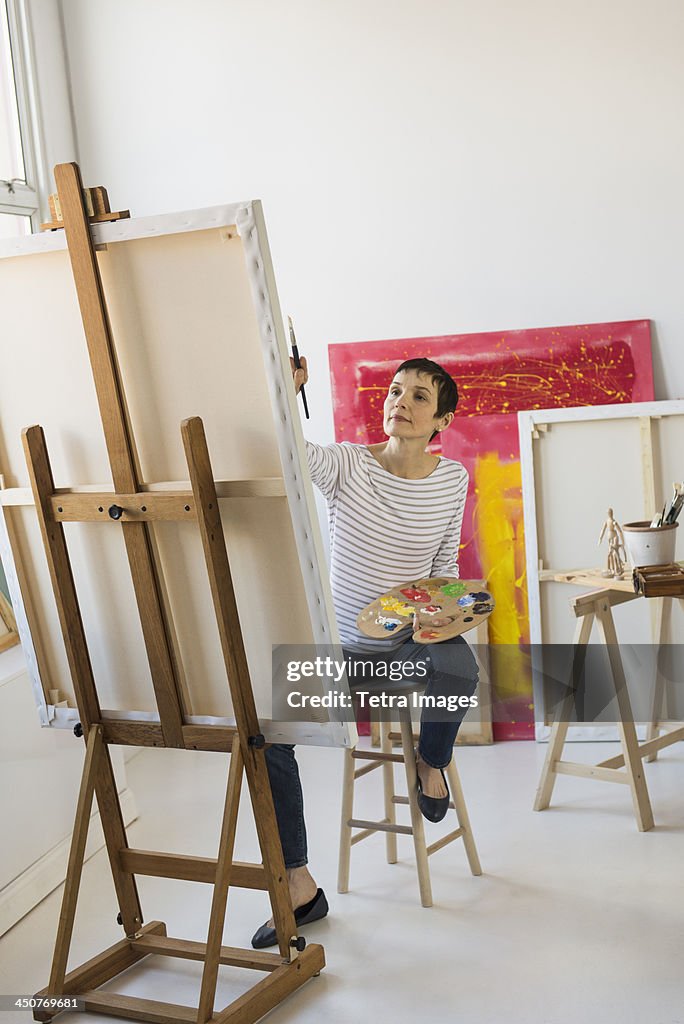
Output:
[356, 577, 495, 644]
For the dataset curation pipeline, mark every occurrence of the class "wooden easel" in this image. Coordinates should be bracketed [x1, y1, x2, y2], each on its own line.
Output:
[28, 163, 324, 1023]
[533, 572, 684, 832]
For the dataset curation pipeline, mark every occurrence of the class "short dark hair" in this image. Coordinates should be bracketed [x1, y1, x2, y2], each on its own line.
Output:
[394, 358, 458, 439]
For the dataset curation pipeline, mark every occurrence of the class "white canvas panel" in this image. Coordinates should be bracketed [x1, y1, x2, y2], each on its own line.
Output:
[0, 204, 353, 747]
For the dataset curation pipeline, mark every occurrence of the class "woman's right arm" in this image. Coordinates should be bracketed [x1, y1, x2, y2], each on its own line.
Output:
[290, 354, 349, 500]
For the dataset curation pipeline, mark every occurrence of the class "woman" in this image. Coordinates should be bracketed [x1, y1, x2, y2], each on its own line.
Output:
[252, 356, 479, 948]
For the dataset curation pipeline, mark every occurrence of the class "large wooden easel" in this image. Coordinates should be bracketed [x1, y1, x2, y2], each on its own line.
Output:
[29, 164, 324, 1023]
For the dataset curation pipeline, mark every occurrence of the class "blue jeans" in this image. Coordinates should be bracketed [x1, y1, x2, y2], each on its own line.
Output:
[266, 635, 479, 869]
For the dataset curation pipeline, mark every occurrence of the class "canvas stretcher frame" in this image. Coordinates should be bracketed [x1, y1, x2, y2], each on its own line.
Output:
[518, 399, 684, 741]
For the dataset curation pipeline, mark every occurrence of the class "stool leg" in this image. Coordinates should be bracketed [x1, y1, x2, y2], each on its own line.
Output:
[381, 721, 398, 864]
[337, 746, 355, 893]
[445, 755, 482, 876]
[399, 711, 432, 908]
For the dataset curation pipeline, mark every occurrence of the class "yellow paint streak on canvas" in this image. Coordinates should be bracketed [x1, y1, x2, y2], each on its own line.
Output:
[474, 452, 531, 699]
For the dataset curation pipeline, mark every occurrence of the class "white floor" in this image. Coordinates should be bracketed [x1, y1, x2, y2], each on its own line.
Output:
[1, 738, 683, 1024]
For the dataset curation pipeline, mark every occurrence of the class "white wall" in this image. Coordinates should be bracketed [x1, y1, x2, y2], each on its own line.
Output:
[58, 0, 684, 446]
[0, 647, 136, 936]
[5, 0, 677, 927]
[28, 0, 78, 174]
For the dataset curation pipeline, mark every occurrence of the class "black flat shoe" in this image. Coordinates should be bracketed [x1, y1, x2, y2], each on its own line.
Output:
[251, 888, 329, 950]
[416, 768, 450, 823]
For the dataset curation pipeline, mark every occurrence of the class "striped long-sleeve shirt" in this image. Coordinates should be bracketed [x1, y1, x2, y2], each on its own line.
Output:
[306, 441, 469, 651]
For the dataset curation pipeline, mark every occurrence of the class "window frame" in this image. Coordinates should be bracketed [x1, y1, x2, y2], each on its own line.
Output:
[1, 0, 48, 229]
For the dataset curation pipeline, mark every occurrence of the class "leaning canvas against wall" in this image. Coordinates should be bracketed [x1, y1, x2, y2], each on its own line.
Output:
[329, 320, 654, 739]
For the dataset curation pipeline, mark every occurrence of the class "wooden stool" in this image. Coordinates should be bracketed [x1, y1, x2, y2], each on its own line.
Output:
[338, 687, 482, 907]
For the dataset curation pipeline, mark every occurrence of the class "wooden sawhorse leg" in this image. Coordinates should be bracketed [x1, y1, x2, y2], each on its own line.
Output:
[534, 590, 657, 831]
[594, 600, 654, 831]
[644, 596, 669, 760]
[534, 612, 594, 812]
[644, 596, 677, 763]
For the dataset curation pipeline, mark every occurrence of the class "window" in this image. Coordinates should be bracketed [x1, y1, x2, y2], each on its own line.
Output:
[0, 2, 24, 177]
[0, 0, 43, 232]
[1, 0, 49, 651]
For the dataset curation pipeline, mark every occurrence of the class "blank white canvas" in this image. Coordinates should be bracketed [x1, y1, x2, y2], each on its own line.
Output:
[0, 203, 354, 748]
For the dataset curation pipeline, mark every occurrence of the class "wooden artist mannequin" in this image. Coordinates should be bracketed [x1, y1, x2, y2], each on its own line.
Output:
[252, 355, 479, 947]
[598, 506, 626, 578]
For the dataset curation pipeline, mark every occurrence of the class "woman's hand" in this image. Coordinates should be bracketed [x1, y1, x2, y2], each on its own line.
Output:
[289, 354, 308, 394]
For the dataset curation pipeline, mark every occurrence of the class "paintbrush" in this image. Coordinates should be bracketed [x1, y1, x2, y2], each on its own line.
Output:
[288, 316, 309, 419]
[664, 482, 684, 524]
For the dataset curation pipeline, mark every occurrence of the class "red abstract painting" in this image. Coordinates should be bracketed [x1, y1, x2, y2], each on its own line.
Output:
[329, 320, 654, 739]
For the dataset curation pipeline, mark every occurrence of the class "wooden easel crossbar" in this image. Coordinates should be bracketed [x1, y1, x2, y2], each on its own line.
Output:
[27, 163, 324, 1023]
